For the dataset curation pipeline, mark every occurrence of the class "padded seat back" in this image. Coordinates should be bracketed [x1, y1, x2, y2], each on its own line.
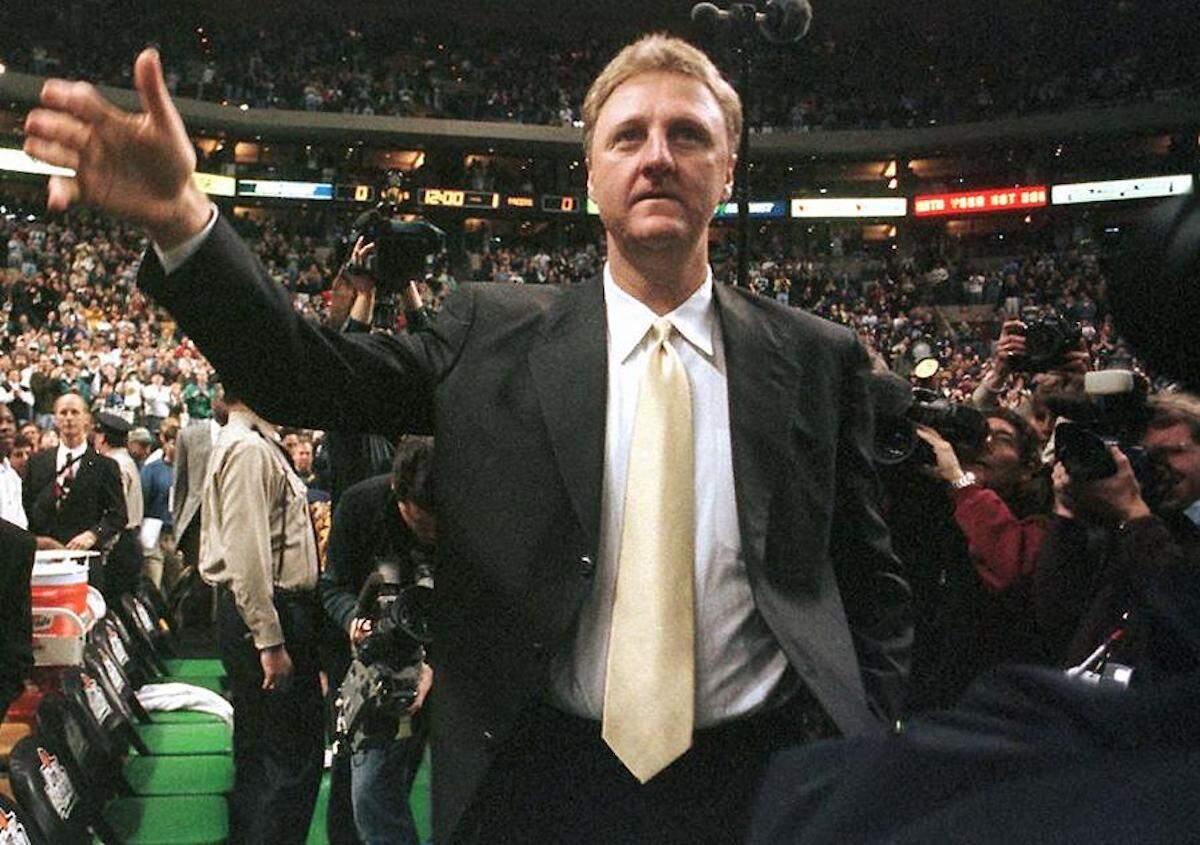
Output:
[117, 595, 170, 675]
[0, 792, 37, 845]
[7, 737, 91, 845]
[82, 643, 152, 756]
[60, 669, 125, 763]
[34, 697, 119, 809]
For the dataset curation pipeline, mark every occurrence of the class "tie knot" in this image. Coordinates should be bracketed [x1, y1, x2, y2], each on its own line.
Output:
[651, 318, 674, 347]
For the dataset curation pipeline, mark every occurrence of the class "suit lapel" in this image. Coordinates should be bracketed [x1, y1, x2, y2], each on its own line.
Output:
[63, 447, 98, 507]
[714, 285, 796, 575]
[528, 279, 608, 551]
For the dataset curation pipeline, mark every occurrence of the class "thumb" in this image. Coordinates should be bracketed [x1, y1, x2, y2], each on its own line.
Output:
[134, 48, 182, 129]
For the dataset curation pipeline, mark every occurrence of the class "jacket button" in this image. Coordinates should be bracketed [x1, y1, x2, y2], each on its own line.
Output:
[482, 730, 494, 743]
[531, 641, 545, 653]
[579, 555, 595, 577]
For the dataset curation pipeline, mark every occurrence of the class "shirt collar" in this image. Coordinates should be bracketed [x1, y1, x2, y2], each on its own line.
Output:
[603, 263, 716, 364]
[1184, 498, 1200, 528]
[58, 442, 87, 464]
[228, 408, 279, 443]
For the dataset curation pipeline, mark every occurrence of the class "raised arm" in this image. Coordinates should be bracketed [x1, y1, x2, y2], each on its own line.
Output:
[25, 48, 474, 436]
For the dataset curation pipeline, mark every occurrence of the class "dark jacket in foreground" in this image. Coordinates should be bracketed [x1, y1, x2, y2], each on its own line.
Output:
[138, 216, 910, 844]
[0, 518, 35, 719]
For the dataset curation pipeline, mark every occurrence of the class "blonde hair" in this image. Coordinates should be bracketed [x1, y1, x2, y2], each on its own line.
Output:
[1148, 390, 1200, 441]
[581, 33, 742, 162]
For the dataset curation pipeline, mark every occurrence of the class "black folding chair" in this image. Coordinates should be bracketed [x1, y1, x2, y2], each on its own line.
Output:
[8, 735, 101, 845]
[0, 790, 44, 845]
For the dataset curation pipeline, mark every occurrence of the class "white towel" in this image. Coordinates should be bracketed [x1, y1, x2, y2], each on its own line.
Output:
[135, 682, 234, 725]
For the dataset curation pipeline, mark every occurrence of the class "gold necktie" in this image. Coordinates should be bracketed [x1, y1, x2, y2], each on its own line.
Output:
[602, 318, 695, 783]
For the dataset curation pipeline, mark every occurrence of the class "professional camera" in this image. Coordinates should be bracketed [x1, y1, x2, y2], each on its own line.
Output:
[334, 571, 433, 754]
[1049, 370, 1166, 501]
[336, 174, 446, 294]
[1010, 316, 1084, 373]
[868, 371, 989, 467]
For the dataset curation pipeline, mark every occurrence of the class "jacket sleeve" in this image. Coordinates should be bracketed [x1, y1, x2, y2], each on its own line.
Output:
[213, 440, 284, 649]
[951, 485, 1049, 592]
[93, 457, 128, 547]
[137, 216, 475, 436]
[319, 483, 373, 632]
[170, 430, 189, 528]
[830, 337, 913, 724]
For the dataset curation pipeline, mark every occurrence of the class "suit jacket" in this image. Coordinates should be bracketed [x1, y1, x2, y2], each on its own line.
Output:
[172, 419, 218, 537]
[139, 216, 911, 843]
[0, 517, 35, 719]
[23, 447, 125, 548]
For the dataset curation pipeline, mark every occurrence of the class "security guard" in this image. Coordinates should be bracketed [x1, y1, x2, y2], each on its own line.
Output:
[200, 389, 322, 844]
[94, 412, 144, 601]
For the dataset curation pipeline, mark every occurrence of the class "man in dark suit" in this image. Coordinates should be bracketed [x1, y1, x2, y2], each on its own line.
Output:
[22, 393, 125, 564]
[26, 35, 910, 843]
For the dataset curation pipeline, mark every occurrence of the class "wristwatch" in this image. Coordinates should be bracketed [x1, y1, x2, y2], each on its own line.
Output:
[951, 471, 979, 490]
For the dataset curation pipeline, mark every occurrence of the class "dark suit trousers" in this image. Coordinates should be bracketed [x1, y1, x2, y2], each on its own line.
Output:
[217, 588, 324, 845]
[460, 691, 836, 845]
[104, 529, 143, 604]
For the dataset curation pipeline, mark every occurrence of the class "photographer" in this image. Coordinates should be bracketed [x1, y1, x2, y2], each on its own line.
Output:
[1035, 391, 1200, 672]
[320, 436, 435, 845]
[916, 408, 1053, 594]
[972, 317, 1090, 448]
[321, 239, 430, 507]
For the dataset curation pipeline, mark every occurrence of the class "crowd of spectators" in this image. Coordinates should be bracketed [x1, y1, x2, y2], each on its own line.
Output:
[3, 192, 1141, 446]
[715, 235, 1135, 405]
[3, 2, 1196, 132]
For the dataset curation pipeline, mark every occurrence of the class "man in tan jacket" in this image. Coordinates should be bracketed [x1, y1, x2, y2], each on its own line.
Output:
[200, 389, 322, 844]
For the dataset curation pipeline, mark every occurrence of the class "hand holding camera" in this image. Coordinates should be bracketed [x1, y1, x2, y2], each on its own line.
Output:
[913, 424, 967, 485]
[1007, 316, 1089, 374]
[1053, 446, 1151, 526]
[990, 319, 1027, 381]
[348, 616, 373, 646]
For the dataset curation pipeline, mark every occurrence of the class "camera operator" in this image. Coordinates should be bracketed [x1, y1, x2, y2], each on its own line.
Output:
[320, 436, 435, 845]
[321, 239, 432, 508]
[1036, 391, 1200, 673]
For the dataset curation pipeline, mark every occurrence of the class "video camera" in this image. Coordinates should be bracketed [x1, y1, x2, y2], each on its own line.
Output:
[333, 570, 433, 754]
[868, 371, 990, 467]
[336, 173, 446, 294]
[1049, 370, 1166, 502]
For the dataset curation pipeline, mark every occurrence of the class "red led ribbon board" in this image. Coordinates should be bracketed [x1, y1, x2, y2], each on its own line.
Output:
[913, 186, 1048, 217]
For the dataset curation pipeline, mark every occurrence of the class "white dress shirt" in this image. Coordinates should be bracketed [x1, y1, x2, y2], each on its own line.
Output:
[0, 458, 25, 529]
[548, 265, 790, 728]
[57, 442, 88, 475]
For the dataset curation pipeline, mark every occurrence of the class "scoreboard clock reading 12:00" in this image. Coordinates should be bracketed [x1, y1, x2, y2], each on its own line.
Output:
[418, 188, 500, 210]
[913, 186, 1048, 217]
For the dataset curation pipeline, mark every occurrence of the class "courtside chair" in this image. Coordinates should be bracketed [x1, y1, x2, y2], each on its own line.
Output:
[61, 668, 234, 799]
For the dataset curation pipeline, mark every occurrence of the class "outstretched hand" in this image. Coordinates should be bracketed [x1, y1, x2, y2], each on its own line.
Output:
[23, 48, 211, 248]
